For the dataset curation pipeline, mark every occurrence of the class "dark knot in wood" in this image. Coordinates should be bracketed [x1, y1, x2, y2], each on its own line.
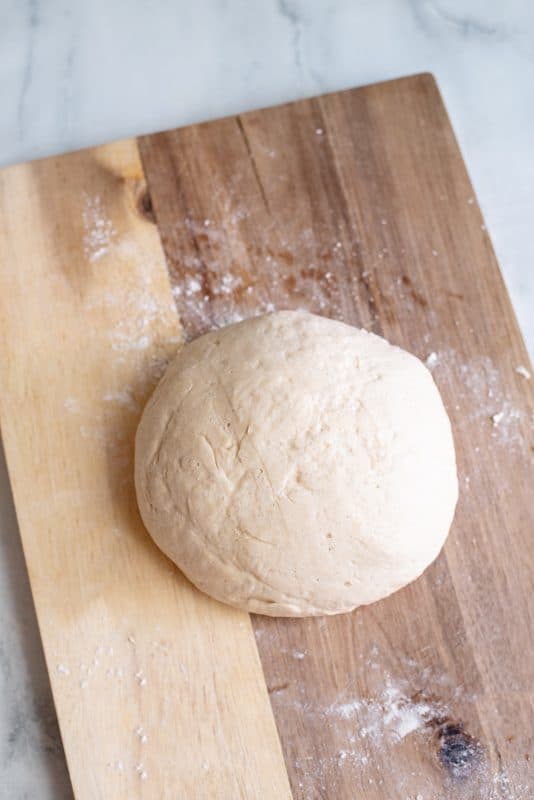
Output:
[136, 186, 156, 223]
[437, 720, 483, 779]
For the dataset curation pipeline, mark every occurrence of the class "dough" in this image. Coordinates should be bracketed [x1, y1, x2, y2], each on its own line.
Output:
[135, 310, 457, 616]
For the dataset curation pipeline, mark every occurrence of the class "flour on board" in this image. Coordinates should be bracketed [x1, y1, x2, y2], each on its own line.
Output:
[327, 685, 446, 744]
[64, 396, 80, 413]
[425, 352, 438, 368]
[80, 196, 181, 359]
[82, 193, 116, 262]
[515, 364, 531, 380]
[424, 348, 527, 451]
[173, 213, 364, 336]
[270, 643, 531, 799]
[102, 390, 139, 411]
[281, 671, 448, 798]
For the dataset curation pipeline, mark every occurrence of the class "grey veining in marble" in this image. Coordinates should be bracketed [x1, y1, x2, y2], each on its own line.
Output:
[0, 1, 532, 796]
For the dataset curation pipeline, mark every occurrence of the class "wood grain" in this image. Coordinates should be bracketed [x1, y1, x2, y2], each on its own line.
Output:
[139, 74, 534, 799]
[0, 73, 531, 800]
[0, 140, 291, 799]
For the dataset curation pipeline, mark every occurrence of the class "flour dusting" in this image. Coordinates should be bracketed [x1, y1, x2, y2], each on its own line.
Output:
[82, 193, 116, 262]
[326, 685, 445, 744]
[64, 396, 80, 413]
[515, 364, 531, 380]
[106, 277, 179, 355]
[425, 348, 528, 450]
[286, 673, 446, 799]
[292, 649, 306, 660]
[103, 390, 139, 411]
[267, 639, 532, 799]
[69, 223, 180, 459]
[425, 351, 438, 368]
[171, 210, 363, 336]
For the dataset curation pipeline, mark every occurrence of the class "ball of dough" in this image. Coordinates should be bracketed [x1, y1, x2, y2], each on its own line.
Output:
[135, 310, 457, 617]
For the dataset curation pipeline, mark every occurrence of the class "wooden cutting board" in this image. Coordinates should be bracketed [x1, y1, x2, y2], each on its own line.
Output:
[0, 73, 532, 799]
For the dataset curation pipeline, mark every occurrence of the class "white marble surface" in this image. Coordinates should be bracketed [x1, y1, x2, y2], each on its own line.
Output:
[0, 1, 533, 796]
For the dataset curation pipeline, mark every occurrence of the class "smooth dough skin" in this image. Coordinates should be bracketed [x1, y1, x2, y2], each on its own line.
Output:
[135, 311, 458, 617]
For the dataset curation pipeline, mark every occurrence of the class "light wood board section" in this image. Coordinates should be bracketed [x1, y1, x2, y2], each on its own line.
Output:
[0, 140, 292, 799]
[139, 74, 534, 799]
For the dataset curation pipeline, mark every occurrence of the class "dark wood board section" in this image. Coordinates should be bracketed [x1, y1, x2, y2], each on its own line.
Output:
[139, 74, 533, 799]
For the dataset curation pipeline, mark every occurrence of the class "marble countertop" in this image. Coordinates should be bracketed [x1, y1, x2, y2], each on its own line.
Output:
[1, 2, 532, 796]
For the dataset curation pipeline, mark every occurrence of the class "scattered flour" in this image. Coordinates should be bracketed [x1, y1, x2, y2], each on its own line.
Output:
[425, 351, 438, 368]
[326, 685, 445, 744]
[515, 365, 531, 380]
[102, 390, 139, 411]
[63, 396, 80, 413]
[107, 280, 179, 354]
[262, 628, 532, 799]
[113, 334, 150, 352]
[217, 273, 242, 295]
[82, 193, 116, 262]
[425, 348, 527, 450]
[135, 670, 147, 687]
[171, 214, 358, 336]
[135, 726, 148, 744]
[185, 276, 202, 295]
[81, 222, 181, 361]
